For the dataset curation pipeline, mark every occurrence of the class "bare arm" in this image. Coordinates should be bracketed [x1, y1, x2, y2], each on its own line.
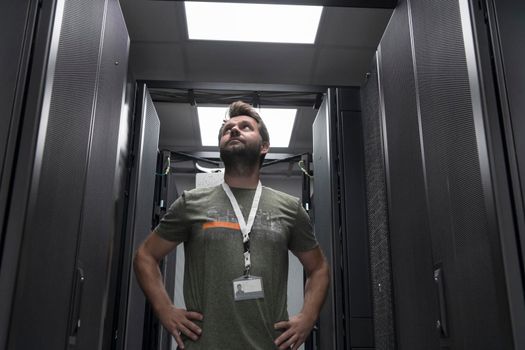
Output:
[274, 246, 330, 350]
[133, 232, 203, 349]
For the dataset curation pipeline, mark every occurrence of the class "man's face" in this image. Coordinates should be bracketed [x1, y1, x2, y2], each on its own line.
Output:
[219, 115, 269, 166]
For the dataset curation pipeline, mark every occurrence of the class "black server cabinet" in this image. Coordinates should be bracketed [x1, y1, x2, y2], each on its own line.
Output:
[115, 84, 160, 350]
[0, 0, 39, 245]
[485, 0, 525, 226]
[313, 88, 374, 350]
[0, 0, 131, 348]
[361, 55, 395, 350]
[335, 88, 374, 349]
[0, 0, 58, 344]
[375, 0, 440, 348]
[73, 1, 131, 348]
[154, 151, 180, 350]
[361, 0, 525, 348]
[468, 0, 525, 346]
[313, 90, 343, 350]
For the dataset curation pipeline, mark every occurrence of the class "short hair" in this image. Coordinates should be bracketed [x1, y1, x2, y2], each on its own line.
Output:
[218, 101, 270, 144]
[218, 101, 270, 167]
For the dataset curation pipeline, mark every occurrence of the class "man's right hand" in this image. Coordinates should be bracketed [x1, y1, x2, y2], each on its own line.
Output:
[157, 305, 203, 349]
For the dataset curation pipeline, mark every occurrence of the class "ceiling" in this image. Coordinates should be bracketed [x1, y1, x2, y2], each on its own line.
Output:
[118, 0, 393, 163]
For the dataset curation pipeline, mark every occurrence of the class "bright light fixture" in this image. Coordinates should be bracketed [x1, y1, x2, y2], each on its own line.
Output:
[184, 2, 323, 44]
[197, 106, 297, 148]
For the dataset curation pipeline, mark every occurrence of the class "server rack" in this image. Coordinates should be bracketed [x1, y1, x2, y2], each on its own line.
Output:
[115, 84, 161, 350]
[313, 88, 374, 350]
[0, 0, 131, 348]
[360, 0, 525, 348]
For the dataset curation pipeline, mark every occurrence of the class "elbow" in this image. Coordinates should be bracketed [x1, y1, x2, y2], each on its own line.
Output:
[133, 242, 162, 273]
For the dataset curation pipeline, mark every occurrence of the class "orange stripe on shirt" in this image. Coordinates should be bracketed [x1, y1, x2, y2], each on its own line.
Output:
[202, 221, 240, 230]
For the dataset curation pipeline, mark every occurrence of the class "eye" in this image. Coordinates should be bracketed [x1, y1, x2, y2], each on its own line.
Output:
[240, 122, 252, 130]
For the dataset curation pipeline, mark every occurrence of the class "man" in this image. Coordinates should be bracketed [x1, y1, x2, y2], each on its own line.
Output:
[235, 284, 245, 298]
[134, 101, 330, 350]
[235, 283, 244, 295]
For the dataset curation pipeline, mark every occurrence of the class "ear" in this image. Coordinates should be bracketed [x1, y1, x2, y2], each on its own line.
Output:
[260, 141, 270, 156]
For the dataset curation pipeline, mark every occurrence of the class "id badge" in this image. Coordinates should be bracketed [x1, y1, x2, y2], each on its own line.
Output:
[233, 275, 264, 301]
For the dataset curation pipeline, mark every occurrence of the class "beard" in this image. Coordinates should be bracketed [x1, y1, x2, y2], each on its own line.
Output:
[220, 139, 262, 170]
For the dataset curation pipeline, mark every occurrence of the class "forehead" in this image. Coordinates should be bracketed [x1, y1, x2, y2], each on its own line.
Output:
[223, 115, 258, 127]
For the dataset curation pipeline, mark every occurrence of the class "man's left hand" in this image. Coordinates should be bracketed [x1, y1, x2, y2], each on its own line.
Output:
[274, 313, 315, 350]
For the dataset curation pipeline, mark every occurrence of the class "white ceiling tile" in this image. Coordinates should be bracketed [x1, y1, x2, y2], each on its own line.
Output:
[119, 1, 392, 154]
[121, 1, 390, 86]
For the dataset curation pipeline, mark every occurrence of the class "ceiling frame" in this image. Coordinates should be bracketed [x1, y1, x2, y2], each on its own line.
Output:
[141, 80, 329, 93]
[154, 0, 397, 9]
[141, 80, 329, 108]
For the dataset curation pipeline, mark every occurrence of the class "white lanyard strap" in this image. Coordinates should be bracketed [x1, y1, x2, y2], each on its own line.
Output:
[222, 181, 262, 275]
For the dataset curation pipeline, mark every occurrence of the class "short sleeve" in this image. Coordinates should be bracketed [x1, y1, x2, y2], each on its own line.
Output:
[288, 199, 318, 252]
[153, 192, 191, 242]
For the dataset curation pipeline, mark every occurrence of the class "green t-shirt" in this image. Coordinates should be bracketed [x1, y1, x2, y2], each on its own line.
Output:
[154, 184, 318, 350]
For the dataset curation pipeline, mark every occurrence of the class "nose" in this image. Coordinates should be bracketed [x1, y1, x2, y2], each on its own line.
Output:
[230, 126, 241, 136]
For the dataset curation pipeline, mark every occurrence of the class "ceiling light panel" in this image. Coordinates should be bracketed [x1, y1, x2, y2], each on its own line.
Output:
[198, 106, 297, 148]
[185, 2, 323, 44]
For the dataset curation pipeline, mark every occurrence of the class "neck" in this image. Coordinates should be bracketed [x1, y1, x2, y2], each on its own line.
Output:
[224, 164, 260, 189]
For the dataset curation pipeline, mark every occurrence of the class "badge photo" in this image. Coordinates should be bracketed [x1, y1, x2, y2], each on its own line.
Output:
[233, 275, 264, 301]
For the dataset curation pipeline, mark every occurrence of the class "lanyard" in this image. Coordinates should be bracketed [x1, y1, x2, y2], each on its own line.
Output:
[222, 181, 262, 276]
